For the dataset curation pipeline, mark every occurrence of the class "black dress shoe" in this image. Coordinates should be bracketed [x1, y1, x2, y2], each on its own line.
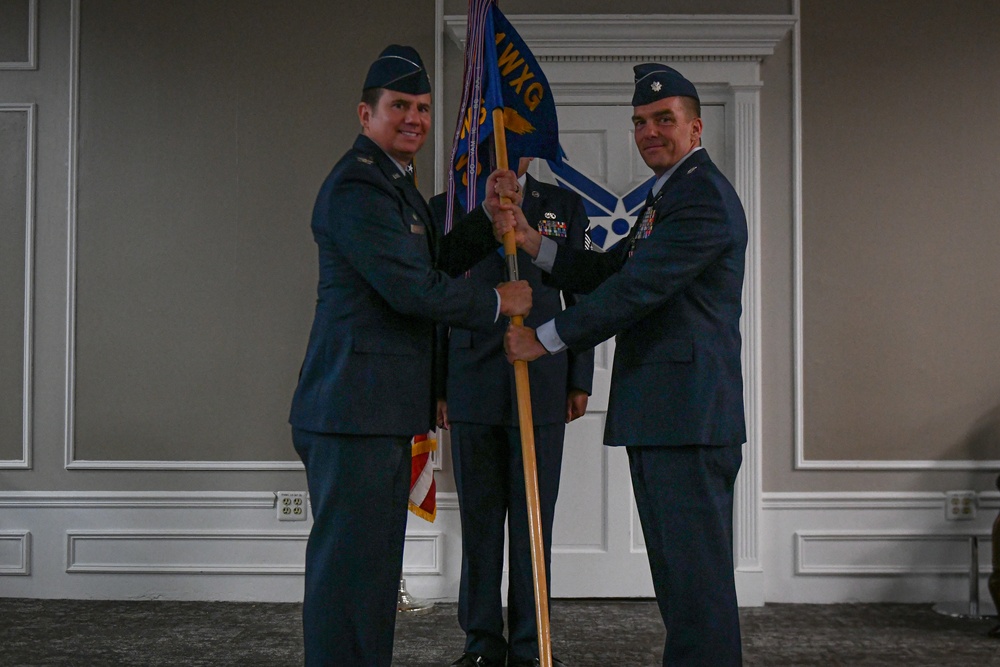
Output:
[507, 657, 566, 667]
[451, 652, 500, 667]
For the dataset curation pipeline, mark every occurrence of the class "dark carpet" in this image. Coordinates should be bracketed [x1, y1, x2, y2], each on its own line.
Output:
[1, 599, 999, 666]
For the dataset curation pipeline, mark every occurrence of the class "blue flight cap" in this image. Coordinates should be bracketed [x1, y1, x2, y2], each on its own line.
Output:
[631, 63, 699, 107]
[363, 44, 431, 95]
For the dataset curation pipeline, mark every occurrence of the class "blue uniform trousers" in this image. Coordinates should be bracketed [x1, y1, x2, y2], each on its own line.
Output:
[451, 422, 565, 664]
[292, 429, 411, 667]
[627, 444, 743, 667]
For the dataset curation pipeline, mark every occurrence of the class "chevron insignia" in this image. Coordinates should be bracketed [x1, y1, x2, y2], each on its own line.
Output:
[545, 151, 655, 252]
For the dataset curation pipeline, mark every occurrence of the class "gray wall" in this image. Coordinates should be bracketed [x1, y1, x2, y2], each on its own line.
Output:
[0, 108, 27, 461]
[0, 0, 30, 63]
[1, 0, 998, 498]
[785, 0, 1000, 491]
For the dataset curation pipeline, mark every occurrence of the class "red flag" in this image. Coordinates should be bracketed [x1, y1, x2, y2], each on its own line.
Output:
[408, 433, 437, 522]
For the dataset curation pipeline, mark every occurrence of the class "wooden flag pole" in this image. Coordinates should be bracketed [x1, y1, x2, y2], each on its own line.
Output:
[491, 107, 553, 667]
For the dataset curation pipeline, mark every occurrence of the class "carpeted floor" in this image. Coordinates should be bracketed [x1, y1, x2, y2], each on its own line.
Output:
[1, 598, 999, 666]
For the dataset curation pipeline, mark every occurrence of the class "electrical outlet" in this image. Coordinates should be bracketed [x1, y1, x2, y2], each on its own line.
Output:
[277, 491, 307, 521]
[945, 490, 976, 521]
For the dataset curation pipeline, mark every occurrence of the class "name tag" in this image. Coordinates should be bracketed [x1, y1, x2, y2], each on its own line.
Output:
[410, 223, 426, 235]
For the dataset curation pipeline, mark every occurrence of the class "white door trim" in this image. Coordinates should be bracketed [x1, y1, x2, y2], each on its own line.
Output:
[436, 11, 794, 606]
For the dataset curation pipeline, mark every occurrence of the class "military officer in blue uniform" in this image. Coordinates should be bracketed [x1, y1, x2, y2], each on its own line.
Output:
[430, 158, 594, 667]
[503, 64, 747, 666]
[288, 45, 531, 667]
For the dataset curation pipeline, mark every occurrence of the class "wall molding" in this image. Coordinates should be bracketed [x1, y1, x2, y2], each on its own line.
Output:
[435, 13, 792, 605]
[795, 458, 1000, 471]
[442, 14, 796, 57]
[0, 102, 35, 470]
[0, 0, 38, 70]
[763, 490, 1000, 511]
[763, 490, 999, 603]
[66, 530, 309, 575]
[0, 490, 461, 509]
[64, 0, 80, 470]
[0, 491, 277, 508]
[0, 530, 31, 575]
[794, 530, 991, 576]
[60, 2, 319, 472]
[66, 459, 306, 471]
[788, 0, 999, 471]
[398, 532, 444, 575]
[1, 490, 460, 600]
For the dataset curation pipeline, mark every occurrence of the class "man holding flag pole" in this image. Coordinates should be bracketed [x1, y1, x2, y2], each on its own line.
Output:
[432, 154, 591, 667]
[288, 43, 531, 667]
[444, 3, 567, 666]
[502, 63, 748, 666]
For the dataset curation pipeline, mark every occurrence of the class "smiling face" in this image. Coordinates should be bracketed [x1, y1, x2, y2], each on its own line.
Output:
[632, 96, 703, 177]
[358, 89, 431, 164]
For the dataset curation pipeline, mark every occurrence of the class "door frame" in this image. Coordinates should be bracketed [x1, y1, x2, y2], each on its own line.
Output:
[438, 10, 795, 606]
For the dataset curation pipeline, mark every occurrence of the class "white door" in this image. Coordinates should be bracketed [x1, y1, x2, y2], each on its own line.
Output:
[532, 103, 729, 597]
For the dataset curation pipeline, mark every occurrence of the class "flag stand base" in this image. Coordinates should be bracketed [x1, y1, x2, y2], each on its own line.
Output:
[397, 578, 434, 615]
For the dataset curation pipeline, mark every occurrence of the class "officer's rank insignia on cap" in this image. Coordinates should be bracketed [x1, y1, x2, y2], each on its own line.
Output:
[538, 217, 567, 238]
[632, 63, 699, 107]
[356, 156, 373, 165]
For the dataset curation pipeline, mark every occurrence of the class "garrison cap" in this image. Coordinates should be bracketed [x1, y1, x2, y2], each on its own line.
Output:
[363, 44, 431, 95]
[631, 63, 699, 107]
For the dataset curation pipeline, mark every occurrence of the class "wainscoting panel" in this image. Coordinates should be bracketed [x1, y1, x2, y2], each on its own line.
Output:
[0, 492, 462, 602]
[763, 492, 998, 604]
[0, 531, 30, 575]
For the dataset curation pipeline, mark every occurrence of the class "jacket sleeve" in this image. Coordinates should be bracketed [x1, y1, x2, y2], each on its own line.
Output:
[434, 323, 449, 401]
[554, 180, 733, 352]
[325, 171, 498, 331]
[561, 193, 595, 394]
[437, 206, 501, 276]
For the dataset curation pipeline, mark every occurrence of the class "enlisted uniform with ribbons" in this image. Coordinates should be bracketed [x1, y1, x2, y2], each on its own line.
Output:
[288, 45, 515, 667]
[430, 168, 593, 667]
[506, 64, 748, 666]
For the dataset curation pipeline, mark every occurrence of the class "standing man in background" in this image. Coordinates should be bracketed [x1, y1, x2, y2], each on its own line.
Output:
[289, 45, 530, 667]
[430, 157, 593, 667]
[503, 64, 747, 666]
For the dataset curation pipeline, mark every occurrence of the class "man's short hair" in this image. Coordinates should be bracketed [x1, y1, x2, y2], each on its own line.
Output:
[680, 96, 701, 121]
[361, 87, 384, 109]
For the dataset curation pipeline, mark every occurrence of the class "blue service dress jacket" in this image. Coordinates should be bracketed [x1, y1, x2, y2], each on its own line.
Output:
[430, 174, 594, 426]
[543, 148, 747, 447]
[289, 134, 503, 437]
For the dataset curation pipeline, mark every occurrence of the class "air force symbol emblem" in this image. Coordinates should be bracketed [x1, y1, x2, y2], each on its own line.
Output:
[544, 153, 656, 252]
